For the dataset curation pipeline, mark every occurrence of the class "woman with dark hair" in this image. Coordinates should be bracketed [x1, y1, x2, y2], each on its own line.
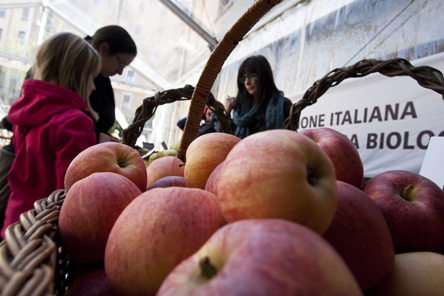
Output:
[86, 25, 138, 142]
[225, 55, 292, 139]
[0, 26, 137, 230]
[1, 25, 137, 142]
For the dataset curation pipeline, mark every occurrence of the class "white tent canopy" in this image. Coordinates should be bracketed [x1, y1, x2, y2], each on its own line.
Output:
[0, 0, 443, 176]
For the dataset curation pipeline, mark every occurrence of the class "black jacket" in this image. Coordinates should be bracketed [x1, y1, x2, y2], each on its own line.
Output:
[89, 75, 116, 138]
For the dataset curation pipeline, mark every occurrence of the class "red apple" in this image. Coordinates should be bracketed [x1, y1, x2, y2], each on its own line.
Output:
[64, 142, 147, 193]
[323, 181, 395, 290]
[64, 265, 116, 296]
[59, 172, 142, 264]
[216, 129, 337, 235]
[362, 170, 444, 253]
[300, 127, 364, 188]
[204, 161, 224, 195]
[146, 156, 185, 188]
[366, 251, 444, 296]
[105, 187, 227, 296]
[157, 219, 363, 296]
[184, 132, 241, 189]
[146, 176, 187, 190]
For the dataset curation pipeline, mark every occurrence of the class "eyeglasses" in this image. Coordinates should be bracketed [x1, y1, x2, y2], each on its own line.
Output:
[114, 53, 127, 68]
[238, 73, 257, 83]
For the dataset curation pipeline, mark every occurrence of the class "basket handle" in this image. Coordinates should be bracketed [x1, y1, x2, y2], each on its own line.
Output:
[283, 58, 444, 131]
[122, 85, 195, 147]
[121, 85, 233, 148]
[176, 0, 284, 161]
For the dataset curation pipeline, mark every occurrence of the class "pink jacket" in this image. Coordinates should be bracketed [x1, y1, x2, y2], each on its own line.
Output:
[1, 80, 96, 237]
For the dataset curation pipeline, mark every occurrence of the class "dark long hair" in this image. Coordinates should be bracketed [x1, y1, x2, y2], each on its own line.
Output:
[89, 25, 137, 56]
[235, 55, 280, 121]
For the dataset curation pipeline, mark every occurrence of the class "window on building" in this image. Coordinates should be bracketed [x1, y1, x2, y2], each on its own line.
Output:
[157, 25, 165, 40]
[0, 28, 3, 40]
[18, 31, 25, 44]
[139, 2, 146, 12]
[0, 10, 5, 18]
[219, 0, 234, 13]
[220, 0, 233, 6]
[126, 70, 135, 83]
[134, 24, 142, 36]
[125, 115, 134, 124]
[22, 8, 29, 21]
[10, 79, 20, 99]
[0, 71, 4, 89]
[121, 93, 132, 110]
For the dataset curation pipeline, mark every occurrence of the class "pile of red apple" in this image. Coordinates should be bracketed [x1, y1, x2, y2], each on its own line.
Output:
[57, 128, 444, 296]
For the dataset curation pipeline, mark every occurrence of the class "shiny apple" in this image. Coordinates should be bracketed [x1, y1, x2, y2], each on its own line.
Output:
[59, 172, 142, 264]
[184, 133, 240, 189]
[105, 187, 227, 296]
[362, 170, 444, 253]
[217, 129, 337, 235]
[300, 127, 364, 188]
[146, 156, 184, 189]
[323, 181, 395, 290]
[157, 219, 363, 296]
[64, 142, 147, 193]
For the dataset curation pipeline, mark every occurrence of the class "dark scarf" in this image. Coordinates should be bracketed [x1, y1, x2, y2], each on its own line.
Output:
[232, 91, 285, 139]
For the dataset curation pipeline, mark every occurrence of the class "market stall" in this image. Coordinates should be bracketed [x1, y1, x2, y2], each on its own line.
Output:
[1, 0, 444, 295]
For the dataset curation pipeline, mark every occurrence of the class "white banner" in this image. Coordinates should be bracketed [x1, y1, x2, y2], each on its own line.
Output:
[288, 53, 444, 178]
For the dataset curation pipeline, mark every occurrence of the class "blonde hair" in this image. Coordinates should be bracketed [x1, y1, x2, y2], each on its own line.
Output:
[33, 32, 101, 120]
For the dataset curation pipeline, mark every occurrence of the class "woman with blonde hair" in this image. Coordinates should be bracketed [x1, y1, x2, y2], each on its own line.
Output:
[1, 32, 101, 237]
[0, 25, 137, 142]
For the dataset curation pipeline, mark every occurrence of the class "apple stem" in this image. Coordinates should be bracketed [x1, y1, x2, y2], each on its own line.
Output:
[179, 163, 185, 167]
[199, 257, 217, 279]
[306, 168, 318, 186]
[403, 184, 414, 201]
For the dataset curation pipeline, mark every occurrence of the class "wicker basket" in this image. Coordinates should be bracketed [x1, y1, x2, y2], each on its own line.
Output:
[2, 59, 444, 296]
[0, 0, 284, 295]
[3, 0, 444, 293]
[0, 190, 66, 296]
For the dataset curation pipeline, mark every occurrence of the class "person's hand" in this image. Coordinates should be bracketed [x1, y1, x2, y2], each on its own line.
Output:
[99, 133, 122, 143]
[225, 96, 237, 113]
